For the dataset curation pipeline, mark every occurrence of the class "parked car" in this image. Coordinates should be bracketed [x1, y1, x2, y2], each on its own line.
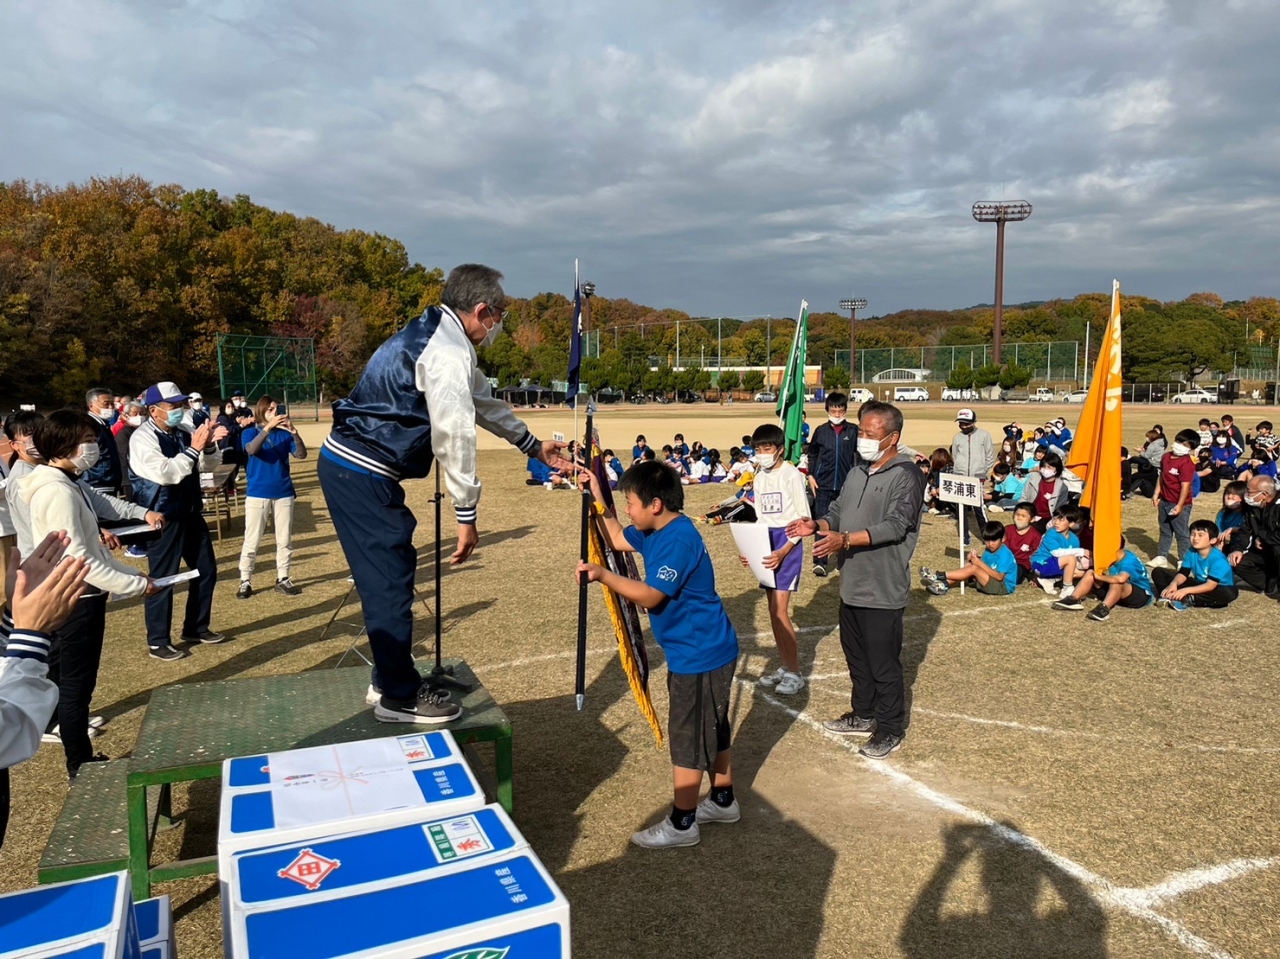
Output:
[1061, 389, 1090, 403]
[1171, 388, 1218, 404]
[846, 387, 875, 405]
[1031, 387, 1055, 402]
[893, 386, 930, 402]
[941, 387, 978, 401]
[753, 391, 777, 403]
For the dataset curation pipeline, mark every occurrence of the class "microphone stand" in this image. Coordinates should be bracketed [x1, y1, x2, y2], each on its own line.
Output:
[424, 467, 472, 695]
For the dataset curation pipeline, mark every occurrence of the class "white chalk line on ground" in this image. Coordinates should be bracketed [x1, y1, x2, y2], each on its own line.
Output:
[799, 680, 1280, 756]
[737, 679, 1245, 959]
[1114, 858, 1280, 910]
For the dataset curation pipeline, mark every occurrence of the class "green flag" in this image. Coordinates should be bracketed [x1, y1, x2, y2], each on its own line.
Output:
[776, 300, 808, 463]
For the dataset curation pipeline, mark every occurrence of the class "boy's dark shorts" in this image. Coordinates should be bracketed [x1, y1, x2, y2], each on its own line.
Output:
[977, 576, 1010, 596]
[667, 660, 736, 771]
[1090, 583, 1153, 608]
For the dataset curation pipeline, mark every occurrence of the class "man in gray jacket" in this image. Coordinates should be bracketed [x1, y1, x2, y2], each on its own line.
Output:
[788, 401, 926, 760]
[951, 408, 994, 544]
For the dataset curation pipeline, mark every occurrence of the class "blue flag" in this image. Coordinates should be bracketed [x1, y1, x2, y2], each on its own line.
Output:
[567, 281, 583, 403]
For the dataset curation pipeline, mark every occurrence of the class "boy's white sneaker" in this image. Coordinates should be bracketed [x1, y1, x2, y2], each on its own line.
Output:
[1037, 577, 1058, 595]
[774, 672, 805, 695]
[696, 796, 741, 824]
[631, 818, 701, 849]
[1147, 555, 1171, 569]
[758, 667, 786, 687]
[1058, 584, 1076, 599]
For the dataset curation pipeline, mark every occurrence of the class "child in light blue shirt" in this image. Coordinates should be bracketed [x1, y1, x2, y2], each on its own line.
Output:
[1053, 536, 1153, 621]
[921, 521, 1019, 596]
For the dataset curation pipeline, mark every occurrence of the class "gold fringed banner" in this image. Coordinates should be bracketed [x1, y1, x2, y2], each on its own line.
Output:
[587, 502, 663, 746]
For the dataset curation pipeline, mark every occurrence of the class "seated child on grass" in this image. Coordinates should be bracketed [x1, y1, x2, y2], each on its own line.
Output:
[576, 461, 741, 849]
[1151, 519, 1238, 611]
[1004, 502, 1042, 584]
[919, 521, 1018, 596]
[1215, 481, 1247, 551]
[527, 456, 570, 487]
[988, 462, 1025, 512]
[1052, 535, 1153, 621]
[1029, 506, 1082, 595]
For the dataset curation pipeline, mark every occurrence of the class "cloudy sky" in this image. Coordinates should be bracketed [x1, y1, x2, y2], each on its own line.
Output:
[2, 0, 1277, 317]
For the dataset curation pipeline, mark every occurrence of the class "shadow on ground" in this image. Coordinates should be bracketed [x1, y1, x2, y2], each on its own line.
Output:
[900, 822, 1108, 959]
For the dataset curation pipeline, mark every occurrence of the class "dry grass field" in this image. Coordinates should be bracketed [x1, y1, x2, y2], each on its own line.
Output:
[3, 402, 1279, 958]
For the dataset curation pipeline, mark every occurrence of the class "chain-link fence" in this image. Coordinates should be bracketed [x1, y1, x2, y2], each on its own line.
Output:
[216, 334, 319, 419]
[832, 341, 1081, 384]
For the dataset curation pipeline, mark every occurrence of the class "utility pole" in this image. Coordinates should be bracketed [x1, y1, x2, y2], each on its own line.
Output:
[840, 296, 868, 382]
[972, 200, 1032, 365]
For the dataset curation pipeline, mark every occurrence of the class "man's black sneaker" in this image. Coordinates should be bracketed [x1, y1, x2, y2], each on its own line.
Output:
[1087, 602, 1111, 622]
[275, 577, 302, 596]
[375, 687, 463, 725]
[237, 581, 253, 599]
[812, 564, 828, 578]
[182, 629, 229, 645]
[149, 644, 188, 662]
[1052, 598, 1084, 611]
[859, 730, 904, 760]
[822, 712, 876, 737]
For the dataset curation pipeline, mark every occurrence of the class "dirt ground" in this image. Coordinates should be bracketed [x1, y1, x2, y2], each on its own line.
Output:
[4, 402, 1279, 959]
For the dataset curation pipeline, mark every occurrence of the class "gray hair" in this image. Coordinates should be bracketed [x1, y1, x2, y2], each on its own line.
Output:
[441, 264, 505, 314]
[861, 400, 904, 437]
[124, 401, 145, 416]
[1252, 474, 1277, 496]
[85, 387, 111, 407]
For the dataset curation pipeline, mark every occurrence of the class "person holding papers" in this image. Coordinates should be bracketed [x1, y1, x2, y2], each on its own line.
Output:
[740, 424, 810, 695]
[20, 411, 161, 780]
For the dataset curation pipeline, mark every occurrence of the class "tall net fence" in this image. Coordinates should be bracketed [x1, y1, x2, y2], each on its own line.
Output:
[833, 341, 1081, 384]
[216, 334, 319, 418]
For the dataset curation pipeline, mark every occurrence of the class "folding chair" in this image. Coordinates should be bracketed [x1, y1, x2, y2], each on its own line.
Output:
[323, 575, 436, 668]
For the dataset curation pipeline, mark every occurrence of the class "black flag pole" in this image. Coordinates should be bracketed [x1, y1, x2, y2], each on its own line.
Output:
[425, 467, 472, 695]
[575, 410, 593, 710]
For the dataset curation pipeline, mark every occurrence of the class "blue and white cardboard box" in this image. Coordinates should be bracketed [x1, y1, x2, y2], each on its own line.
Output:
[132, 896, 175, 958]
[226, 837, 569, 959]
[0, 871, 139, 959]
[218, 731, 483, 866]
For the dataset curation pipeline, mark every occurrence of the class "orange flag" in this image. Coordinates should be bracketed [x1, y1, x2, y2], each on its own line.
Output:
[1066, 280, 1124, 567]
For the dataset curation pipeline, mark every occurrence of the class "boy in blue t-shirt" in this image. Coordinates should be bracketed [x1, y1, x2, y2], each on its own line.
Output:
[921, 521, 1018, 596]
[1151, 519, 1238, 610]
[1053, 535, 1153, 621]
[577, 461, 741, 850]
[1029, 507, 1082, 594]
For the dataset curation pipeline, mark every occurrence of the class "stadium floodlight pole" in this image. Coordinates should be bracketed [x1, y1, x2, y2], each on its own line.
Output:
[840, 296, 868, 381]
[972, 200, 1032, 365]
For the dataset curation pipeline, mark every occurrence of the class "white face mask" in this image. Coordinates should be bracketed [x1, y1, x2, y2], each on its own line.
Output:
[1244, 493, 1264, 508]
[70, 442, 100, 473]
[1013, 517, 1030, 531]
[1040, 467, 1057, 479]
[755, 452, 776, 469]
[857, 436, 885, 460]
[1171, 443, 1191, 457]
[1216, 437, 1228, 445]
[828, 415, 846, 426]
[127, 414, 143, 427]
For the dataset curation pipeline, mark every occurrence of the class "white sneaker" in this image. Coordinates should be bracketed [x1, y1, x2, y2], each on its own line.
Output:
[1037, 577, 1058, 595]
[365, 684, 382, 705]
[631, 818, 701, 849]
[758, 667, 786, 688]
[774, 672, 805, 695]
[1147, 555, 1171, 569]
[1059, 584, 1076, 599]
[41, 725, 101, 744]
[88, 715, 106, 729]
[696, 796, 741, 824]
[987, 504, 1004, 514]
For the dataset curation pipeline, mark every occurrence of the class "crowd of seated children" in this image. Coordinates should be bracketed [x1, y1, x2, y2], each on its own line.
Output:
[1151, 519, 1238, 610]
[918, 521, 1018, 597]
[1052, 535, 1154, 621]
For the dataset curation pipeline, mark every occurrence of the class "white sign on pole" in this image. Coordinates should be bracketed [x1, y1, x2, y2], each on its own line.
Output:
[936, 474, 983, 595]
[936, 474, 984, 507]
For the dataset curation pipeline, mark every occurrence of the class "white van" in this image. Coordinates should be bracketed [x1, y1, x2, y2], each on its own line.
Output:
[846, 388, 874, 405]
[893, 386, 930, 402]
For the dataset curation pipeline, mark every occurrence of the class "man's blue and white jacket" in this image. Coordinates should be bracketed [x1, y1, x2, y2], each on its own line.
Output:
[323, 305, 540, 525]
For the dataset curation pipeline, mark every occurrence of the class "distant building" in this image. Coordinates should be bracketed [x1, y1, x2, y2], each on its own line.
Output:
[871, 368, 932, 383]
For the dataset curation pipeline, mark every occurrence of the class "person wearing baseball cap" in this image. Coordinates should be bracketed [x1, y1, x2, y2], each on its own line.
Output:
[951, 408, 994, 545]
[129, 381, 230, 660]
[187, 392, 210, 430]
